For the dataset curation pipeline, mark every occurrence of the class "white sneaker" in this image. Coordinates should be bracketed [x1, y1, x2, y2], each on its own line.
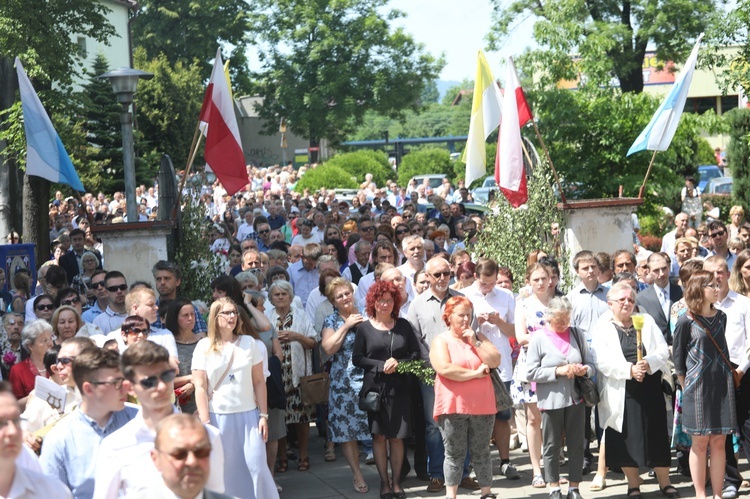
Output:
[509, 433, 520, 450]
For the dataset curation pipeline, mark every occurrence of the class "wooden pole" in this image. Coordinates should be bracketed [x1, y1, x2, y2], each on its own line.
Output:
[638, 150, 659, 199]
[173, 124, 204, 216]
[531, 121, 566, 203]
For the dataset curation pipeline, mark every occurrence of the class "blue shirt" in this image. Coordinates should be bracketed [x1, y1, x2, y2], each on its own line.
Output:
[40, 405, 139, 499]
[81, 301, 106, 323]
[288, 260, 319, 308]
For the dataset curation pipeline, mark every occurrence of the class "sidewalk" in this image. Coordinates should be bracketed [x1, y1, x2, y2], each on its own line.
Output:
[274, 430, 700, 498]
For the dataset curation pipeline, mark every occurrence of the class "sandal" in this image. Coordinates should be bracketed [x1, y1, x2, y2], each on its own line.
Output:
[353, 478, 368, 494]
[532, 474, 546, 488]
[275, 458, 288, 473]
[627, 487, 644, 498]
[661, 485, 680, 498]
[297, 456, 310, 471]
[325, 448, 336, 462]
[590, 474, 606, 491]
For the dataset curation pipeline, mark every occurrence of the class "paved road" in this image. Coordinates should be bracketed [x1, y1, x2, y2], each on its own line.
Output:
[274, 429, 709, 498]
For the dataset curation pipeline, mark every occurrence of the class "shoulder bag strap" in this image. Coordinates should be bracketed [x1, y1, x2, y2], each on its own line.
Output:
[690, 312, 734, 371]
[208, 340, 237, 399]
[569, 327, 586, 364]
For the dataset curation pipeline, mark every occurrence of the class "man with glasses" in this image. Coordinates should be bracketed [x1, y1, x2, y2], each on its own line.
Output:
[143, 414, 233, 499]
[342, 240, 372, 285]
[707, 220, 736, 270]
[82, 270, 109, 324]
[357, 218, 376, 244]
[93, 271, 129, 334]
[94, 342, 224, 498]
[635, 252, 683, 344]
[40, 347, 137, 498]
[407, 257, 479, 493]
[255, 222, 273, 253]
[0, 391, 72, 497]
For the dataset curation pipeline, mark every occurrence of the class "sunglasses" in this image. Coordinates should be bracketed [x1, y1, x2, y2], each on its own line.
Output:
[90, 377, 126, 390]
[61, 297, 81, 306]
[396, 229, 409, 235]
[92, 281, 106, 288]
[430, 271, 451, 278]
[107, 284, 128, 293]
[36, 303, 54, 311]
[159, 445, 212, 461]
[258, 229, 270, 235]
[57, 356, 76, 366]
[360, 226, 375, 232]
[124, 327, 150, 336]
[136, 369, 176, 390]
[709, 230, 726, 238]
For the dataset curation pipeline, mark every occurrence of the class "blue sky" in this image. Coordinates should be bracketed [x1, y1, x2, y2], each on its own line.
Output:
[390, 0, 537, 82]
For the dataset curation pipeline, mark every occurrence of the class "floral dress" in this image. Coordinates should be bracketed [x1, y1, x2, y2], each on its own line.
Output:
[277, 310, 315, 424]
[511, 295, 548, 405]
[324, 310, 369, 443]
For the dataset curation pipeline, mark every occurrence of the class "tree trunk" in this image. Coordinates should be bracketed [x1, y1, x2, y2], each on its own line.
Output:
[0, 56, 22, 237]
[23, 175, 49, 268]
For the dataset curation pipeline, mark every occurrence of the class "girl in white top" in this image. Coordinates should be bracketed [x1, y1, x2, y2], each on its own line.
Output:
[192, 297, 278, 499]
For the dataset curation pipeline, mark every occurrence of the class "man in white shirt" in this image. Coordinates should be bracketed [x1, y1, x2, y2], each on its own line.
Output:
[93, 342, 224, 498]
[703, 256, 750, 499]
[462, 258, 519, 480]
[397, 235, 425, 285]
[660, 212, 688, 260]
[236, 208, 255, 242]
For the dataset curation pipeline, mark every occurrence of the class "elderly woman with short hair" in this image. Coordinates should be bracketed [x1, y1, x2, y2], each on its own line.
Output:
[591, 283, 676, 499]
[9, 319, 54, 404]
[525, 297, 595, 499]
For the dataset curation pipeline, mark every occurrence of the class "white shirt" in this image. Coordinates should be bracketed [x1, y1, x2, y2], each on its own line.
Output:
[716, 290, 750, 372]
[355, 272, 375, 309]
[462, 284, 516, 381]
[236, 222, 255, 242]
[93, 409, 224, 499]
[5, 465, 72, 499]
[291, 232, 322, 246]
[105, 327, 179, 358]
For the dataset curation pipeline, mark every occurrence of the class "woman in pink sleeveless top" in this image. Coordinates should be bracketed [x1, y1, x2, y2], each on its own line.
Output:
[430, 296, 500, 499]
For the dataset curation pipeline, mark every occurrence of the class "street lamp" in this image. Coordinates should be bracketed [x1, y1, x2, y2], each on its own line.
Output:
[98, 67, 153, 223]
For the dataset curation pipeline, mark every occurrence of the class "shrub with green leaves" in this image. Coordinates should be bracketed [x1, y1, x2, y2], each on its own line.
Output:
[293, 164, 358, 193]
[324, 150, 394, 187]
[726, 108, 750, 214]
[396, 147, 454, 186]
[473, 160, 567, 292]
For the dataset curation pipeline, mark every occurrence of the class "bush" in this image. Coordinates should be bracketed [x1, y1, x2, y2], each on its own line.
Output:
[397, 148, 454, 186]
[726, 108, 750, 214]
[702, 194, 733, 224]
[637, 234, 662, 252]
[324, 150, 394, 187]
[293, 164, 358, 193]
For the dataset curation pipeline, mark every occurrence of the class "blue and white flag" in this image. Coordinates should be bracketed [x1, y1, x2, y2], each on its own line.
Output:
[16, 57, 85, 191]
[627, 34, 703, 156]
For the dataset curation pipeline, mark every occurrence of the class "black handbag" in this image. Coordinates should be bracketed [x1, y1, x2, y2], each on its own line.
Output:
[490, 368, 513, 411]
[267, 356, 286, 410]
[358, 390, 381, 412]
[570, 327, 600, 407]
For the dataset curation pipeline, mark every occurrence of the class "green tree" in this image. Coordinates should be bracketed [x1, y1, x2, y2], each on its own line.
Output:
[131, 0, 252, 92]
[726, 108, 750, 213]
[703, 3, 750, 95]
[396, 148, 454, 186]
[250, 0, 444, 154]
[134, 48, 205, 174]
[420, 80, 440, 105]
[293, 164, 358, 193]
[324, 150, 394, 187]
[487, 0, 713, 93]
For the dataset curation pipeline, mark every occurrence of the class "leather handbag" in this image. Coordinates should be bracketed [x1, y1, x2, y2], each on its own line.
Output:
[299, 346, 330, 406]
[358, 390, 381, 412]
[570, 327, 600, 407]
[490, 368, 513, 411]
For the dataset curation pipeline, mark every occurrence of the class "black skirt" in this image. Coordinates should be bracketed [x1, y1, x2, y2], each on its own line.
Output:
[605, 371, 671, 468]
[369, 393, 411, 439]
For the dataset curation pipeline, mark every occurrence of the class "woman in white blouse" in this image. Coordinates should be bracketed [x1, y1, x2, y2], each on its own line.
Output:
[193, 297, 278, 499]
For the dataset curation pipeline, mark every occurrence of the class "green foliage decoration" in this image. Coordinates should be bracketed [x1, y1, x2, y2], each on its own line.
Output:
[473, 160, 567, 293]
[397, 360, 435, 386]
[174, 196, 225, 304]
[396, 148, 455, 186]
[293, 164, 358, 193]
[725, 108, 750, 214]
[324, 150, 394, 187]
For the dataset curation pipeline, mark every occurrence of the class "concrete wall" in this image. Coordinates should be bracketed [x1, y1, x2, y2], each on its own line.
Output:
[96, 222, 172, 285]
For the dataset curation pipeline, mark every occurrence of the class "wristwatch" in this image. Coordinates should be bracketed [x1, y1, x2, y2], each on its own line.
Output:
[473, 339, 482, 348]
[259, 413, 269, 419]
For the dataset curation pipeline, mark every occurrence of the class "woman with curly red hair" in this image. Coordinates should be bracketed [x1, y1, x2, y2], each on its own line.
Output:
[352, 280, 422, 499]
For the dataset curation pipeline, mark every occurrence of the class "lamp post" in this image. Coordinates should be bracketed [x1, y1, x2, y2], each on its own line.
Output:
[98, 67, 153, 223]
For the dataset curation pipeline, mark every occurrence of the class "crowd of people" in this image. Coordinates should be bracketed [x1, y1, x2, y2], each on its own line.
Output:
[0, 167, 746, 499]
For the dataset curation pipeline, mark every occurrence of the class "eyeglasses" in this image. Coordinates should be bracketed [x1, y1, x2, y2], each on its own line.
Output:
[709, 230, 726, 239]
[703, 283, 721, 290]
[258, 229, 270, 235]
[396, 229, 409, 235]
[158, 445, 212, 461]
[0, 416, 22, 430]
[613, 297, 635, 305]
[430, 271, 451, 278]
[360, 226, 374, 232]
[107, 284, 128, 293]
[124, 327, 150, 336]
[218, 310, 237, 318]
[136, 369, 176, 390]
[57, 356, 76, 366]
[61, 296, 81, 306]
[35, 303, 54, 311]
[92, 280, 106, 288]
[90, 377, 126, 390]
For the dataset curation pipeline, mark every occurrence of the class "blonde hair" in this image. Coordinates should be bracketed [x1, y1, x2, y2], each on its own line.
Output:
[206, 297, 242, 352]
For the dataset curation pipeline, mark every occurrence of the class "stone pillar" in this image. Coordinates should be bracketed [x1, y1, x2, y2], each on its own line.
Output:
[560, 198, 644, 278]
[94, 221, 174, 285]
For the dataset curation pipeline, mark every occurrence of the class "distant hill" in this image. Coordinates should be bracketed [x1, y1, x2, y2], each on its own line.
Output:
[436, 80, 461, 100]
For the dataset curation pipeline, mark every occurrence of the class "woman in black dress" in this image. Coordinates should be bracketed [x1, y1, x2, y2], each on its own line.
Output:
[673, 270, 736, 499]
[352, 280, 421, 499]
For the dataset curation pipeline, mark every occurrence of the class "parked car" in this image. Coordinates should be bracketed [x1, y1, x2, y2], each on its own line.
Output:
[697, 164, 723, 191]
[471, 177, 498, 204]
[409, 174, 446, 191]
[399, 202, 489, 217]
[704, 176, 732, 195]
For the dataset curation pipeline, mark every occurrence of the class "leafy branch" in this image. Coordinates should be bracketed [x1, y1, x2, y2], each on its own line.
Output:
[397, 359, 435, 386]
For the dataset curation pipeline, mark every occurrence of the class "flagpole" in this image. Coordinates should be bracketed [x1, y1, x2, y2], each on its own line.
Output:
[531, 121, 566, 204]
[173, 123, 203, 216]
[638, 150, 659, 198]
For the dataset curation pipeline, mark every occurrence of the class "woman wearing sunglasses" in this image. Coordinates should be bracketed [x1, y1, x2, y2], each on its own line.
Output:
[193, 297, 278, 499]
[121, 316, 151, 349]
[33, 294, 55, 323]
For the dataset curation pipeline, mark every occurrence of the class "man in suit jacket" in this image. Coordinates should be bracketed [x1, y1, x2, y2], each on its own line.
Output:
[59, 228, 102, 284]
[342, 240, 373, 285]
[636, 252, 683, 344]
